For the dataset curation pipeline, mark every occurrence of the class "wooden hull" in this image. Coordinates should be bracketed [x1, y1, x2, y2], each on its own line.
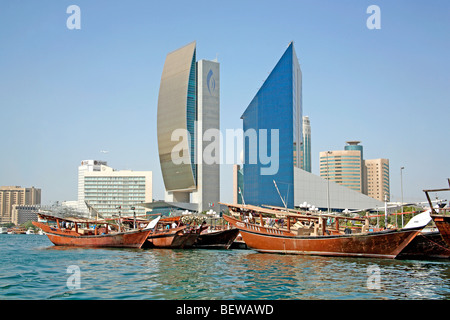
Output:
[193, 228, 240, 249]
[431, 215, 450, 247]
[223, 215, 422, 259]
[144, 226, 199, 249]
[398, 231, 450, 259]
[33, 221, 151, 248]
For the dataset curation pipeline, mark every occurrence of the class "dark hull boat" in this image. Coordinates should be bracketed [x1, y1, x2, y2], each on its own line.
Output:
[143, 216, 202, 249]
[193, 228, 240, 249]
[397, 230, 450, 259]
[144, 225, 199, 249]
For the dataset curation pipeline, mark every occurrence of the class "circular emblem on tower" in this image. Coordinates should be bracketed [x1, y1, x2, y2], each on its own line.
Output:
[207, 69, 215, 95]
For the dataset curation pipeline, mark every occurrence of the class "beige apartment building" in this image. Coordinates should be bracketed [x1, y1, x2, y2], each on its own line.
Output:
[0, 186, 41, 224]
[320, 142, 390, 202]
[364, 158, 390, 201]
[320, 150, 363, 193]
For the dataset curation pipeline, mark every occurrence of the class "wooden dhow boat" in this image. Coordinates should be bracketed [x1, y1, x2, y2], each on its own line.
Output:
[424, 180, 450, 248]
[193, 228, 240, 249]
[220, 202, 428, 259]
[144, 215, 205, 249]
[33, 213, 155, 249]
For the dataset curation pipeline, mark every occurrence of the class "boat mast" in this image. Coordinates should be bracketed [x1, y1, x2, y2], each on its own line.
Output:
[273, 180, 288, 212]
[239, 187, 246, 206]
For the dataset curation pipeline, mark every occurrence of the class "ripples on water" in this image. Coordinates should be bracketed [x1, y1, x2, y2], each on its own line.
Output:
[0, 234, 449, 300]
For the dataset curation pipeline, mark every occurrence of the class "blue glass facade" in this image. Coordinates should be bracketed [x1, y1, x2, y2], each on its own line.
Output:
[187, 50, 197, 184]
[241, 43, 302, 208]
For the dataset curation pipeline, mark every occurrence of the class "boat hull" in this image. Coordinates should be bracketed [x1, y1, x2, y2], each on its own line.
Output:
[431, 214, 450, 247]
[398, 231, 450, 259]
[193, 228, 240, 249]
[223, 215, 422, 259]
[33, 221, 151, 248]
[144, 226, 199, 249]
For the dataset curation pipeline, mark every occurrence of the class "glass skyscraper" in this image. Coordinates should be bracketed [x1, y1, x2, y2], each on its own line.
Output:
[241, 42, 302, 208]
[302, 116, 312, 173]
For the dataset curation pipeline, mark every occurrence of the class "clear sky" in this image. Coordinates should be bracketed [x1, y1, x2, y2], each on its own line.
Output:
[1, 0, 449, 206]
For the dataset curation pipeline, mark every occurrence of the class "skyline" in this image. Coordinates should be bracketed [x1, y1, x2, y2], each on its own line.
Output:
[1, 1, 449, 206]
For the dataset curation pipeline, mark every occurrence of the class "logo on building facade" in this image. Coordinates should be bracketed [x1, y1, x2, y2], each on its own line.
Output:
[207, 69, 216, 95]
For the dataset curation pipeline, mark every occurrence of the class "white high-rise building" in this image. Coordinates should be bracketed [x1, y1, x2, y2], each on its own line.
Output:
[77, 160, 152, 217]
[77, 160, 108, 213]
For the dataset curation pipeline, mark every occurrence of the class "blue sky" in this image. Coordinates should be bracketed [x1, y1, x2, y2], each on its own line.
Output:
[1, 0, 449, 205]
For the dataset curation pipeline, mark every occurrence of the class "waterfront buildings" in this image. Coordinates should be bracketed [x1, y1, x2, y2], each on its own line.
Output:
[319, 142, 364, 193]
[11, 205, 39, 225]
[239, 43, 384, 211]
[320, 142, 390, 201]
[0, 186, 41, 224]
[77, 160, 152, 217]
[365, 158, 390, 201]
[156, 41, 220, 212]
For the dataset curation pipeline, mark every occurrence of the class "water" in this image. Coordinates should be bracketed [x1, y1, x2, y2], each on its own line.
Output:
[1, 234, 449, 300]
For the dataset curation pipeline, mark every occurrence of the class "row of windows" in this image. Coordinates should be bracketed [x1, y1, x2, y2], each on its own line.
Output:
[85, 177, 146, 181]
[86, 195, 145, 199]
[85, 185, 145, 189]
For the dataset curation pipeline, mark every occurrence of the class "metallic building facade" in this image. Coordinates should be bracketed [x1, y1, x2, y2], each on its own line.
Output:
[241, 42, 302, 208]
[157, 42, 197, 193]
[157, 42, 220, 211]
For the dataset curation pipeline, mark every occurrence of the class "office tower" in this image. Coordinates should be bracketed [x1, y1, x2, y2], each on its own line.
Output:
[77, 160, 152, 217]
[11, 205, 39, 225]
[320, 149, 363, 193]
[157, 41, 220, 212]
[320, 142, 390, 202]
[320, 141, 364, 193]
[365, 158, 390, 201]
[241, 42, 302, 208]
[0, 186, 41, 224]
[239, 45, 384, 210]
[302, 116, 311, 172]
[233, 164, 244, 204]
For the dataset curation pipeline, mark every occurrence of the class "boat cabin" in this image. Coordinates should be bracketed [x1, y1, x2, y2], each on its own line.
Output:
[220, 203, 370, 236]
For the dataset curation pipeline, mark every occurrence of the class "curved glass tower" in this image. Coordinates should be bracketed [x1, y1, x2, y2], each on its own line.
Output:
[157, 41, 197, 196]
[157, 42, 220, 210]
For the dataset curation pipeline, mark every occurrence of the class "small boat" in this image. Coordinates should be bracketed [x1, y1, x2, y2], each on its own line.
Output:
[7, 227, 27, 234]
[423, 180, 450, 247]
[144, 216, 203, 249]
[32, 213, 154, 248]
[26, 228, 35, 234]
[193, 228, 240, 249]
[220, 202, 427, 259]
[0, 227, 8, 234]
